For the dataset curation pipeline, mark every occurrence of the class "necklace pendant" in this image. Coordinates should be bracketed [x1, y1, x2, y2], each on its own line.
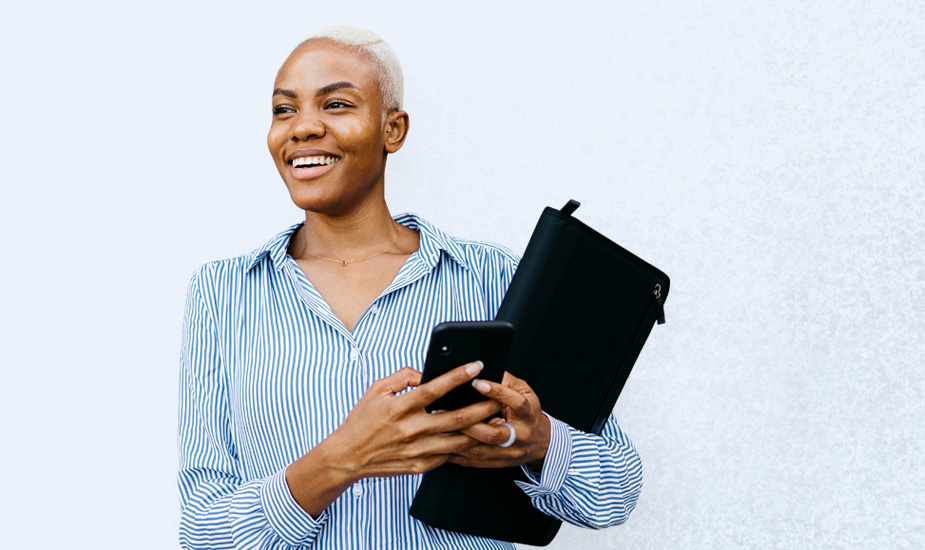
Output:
[341, 260, 348, 266]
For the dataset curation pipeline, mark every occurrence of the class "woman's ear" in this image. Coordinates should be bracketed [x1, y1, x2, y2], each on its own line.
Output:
[384, 110, 410, 154]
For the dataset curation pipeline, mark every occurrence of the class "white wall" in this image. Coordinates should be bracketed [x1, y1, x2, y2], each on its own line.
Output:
[1, 1, 922, 548]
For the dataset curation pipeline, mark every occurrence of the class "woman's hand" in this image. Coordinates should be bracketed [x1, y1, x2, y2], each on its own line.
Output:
[447, 372, 551, 470]
[327, 363, 501, 477]
[286, 362, 500, 517]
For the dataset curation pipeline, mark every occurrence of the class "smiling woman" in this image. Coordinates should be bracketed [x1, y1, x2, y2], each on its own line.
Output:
[177, 26, 643, 550]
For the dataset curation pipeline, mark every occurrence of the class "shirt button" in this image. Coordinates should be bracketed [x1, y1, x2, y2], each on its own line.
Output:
[352, 484, 363, 498]
[369, 304, 379, 315]
[349, 349, 358, 361]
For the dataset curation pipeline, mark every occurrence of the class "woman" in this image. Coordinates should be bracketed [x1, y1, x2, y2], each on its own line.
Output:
[178, 26, 642, 549]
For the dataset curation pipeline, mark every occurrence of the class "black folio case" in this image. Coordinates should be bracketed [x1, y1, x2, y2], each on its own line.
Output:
[409, 200, 670, 546]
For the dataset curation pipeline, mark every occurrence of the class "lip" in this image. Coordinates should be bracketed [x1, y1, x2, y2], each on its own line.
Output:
[286, 148, 341, 163]
[285, 148, 341, 181]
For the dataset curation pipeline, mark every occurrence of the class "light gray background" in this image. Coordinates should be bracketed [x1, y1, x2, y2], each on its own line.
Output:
[2, 1, 922, 548]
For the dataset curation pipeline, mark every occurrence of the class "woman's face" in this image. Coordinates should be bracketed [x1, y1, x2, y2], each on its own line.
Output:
[268, 40, 392, 215]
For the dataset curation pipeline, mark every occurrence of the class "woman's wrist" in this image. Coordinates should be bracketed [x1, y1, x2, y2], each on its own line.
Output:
[286, 434, 359, 518]
[526, 413, 551, 470]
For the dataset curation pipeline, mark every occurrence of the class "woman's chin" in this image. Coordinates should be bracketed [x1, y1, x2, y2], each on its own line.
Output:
[283, 177, 382, 217]
[286, 188, 356, 216]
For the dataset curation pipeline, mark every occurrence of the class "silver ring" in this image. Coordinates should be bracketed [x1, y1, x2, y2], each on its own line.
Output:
[498, 422, 516, 448]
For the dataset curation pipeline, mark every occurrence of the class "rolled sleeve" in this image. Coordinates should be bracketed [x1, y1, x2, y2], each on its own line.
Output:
[514, 412, 643, 529]
[515, 414, 573, 496]
[259, 468, 330, 545]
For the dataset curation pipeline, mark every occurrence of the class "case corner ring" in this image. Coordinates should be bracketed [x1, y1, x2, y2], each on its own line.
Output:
[498, 422, 517, 447]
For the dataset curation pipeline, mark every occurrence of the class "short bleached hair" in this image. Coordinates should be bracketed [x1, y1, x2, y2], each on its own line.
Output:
[301, 26, 404, 112]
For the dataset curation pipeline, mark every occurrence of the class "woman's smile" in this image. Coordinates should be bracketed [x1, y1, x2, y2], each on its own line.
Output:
[287, 148, 342, 180]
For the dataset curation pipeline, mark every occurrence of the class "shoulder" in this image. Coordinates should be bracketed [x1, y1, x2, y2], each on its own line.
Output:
[186, 254, 253, 290]
[186, 221, 302, 289]
[183, 256, 258, 321]
[449, 237, 520, 275]
[400, 212, 520, 275]
[437, 235, 520, 317]
[184, 221, 301, 304]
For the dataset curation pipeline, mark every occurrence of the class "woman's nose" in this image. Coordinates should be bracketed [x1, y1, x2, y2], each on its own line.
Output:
[291, 112, 325, 141]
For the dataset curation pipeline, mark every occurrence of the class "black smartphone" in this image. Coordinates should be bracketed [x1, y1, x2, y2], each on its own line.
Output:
[420, 321, 515, 413]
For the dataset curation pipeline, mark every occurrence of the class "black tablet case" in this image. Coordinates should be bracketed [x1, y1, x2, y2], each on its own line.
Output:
[410, 200, 670, 546]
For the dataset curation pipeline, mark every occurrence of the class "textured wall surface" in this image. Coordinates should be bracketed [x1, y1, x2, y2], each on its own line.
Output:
[2, 1, 922, 548]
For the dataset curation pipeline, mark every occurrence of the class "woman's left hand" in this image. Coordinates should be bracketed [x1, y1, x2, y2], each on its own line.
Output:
[447, 371, 551, 470]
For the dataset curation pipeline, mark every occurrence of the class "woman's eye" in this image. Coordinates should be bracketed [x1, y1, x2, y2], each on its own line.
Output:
[325, 100, 351, 109]
[273, 105, 294, 115]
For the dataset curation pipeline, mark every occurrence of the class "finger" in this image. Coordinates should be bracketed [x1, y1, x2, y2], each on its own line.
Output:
[401, 361, 484, 408]
[399, 432, 480, 459]
[449, 456, 515, 469]
[448, 444, 519, 468]
[370, 453, 455, 477]
[423, 399, 502, 433]
[371, 366, 423, 397]
[470, 378, 531, 416]
[501, 371, 529, 391]
[459, 420, 516, 446]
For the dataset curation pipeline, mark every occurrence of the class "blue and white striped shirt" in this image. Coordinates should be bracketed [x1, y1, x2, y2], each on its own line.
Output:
[178, 213, 643, 549]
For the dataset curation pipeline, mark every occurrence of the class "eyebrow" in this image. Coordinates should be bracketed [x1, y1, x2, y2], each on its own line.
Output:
[273, 88, 298, 98]
[315, 81, 359, 97]
[272, 81, 360, 100]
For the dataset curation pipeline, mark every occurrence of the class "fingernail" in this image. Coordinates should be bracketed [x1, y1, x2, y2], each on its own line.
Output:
[472, 379, 491, 392]
[465, 361, 484, 376]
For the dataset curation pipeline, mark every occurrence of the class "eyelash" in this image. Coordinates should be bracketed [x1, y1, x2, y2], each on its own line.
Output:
[272, 100, 352, 116]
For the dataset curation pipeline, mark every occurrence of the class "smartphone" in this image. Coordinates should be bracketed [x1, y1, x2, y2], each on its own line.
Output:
[420, 321, 515, 413]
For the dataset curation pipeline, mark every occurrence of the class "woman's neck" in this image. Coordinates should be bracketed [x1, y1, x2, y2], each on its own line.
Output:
[291, 199, 414, 261]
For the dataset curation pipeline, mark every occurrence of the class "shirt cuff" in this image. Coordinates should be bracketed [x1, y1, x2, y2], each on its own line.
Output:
[260, 467, 330, 545]
[515, 413, 572, 496]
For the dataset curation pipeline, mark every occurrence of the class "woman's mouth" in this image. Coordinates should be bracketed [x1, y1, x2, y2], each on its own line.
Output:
[288, 155, 340, 180]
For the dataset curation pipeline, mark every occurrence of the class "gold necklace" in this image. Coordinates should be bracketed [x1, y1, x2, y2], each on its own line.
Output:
[302, 228, 400, 267]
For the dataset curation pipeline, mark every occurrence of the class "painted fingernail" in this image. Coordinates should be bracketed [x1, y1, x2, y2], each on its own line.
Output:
[465, 361, 484, 376]
[472, 379, 491, 392]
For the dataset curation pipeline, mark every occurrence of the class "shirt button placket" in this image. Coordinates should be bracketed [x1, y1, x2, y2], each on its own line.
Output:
[349, 345, 370, 388]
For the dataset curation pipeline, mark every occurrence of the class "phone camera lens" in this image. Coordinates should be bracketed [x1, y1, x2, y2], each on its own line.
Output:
[439, 343, 452, 356]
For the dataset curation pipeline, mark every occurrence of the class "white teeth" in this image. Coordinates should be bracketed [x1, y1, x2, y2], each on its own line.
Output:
[292, 156, 339, 167]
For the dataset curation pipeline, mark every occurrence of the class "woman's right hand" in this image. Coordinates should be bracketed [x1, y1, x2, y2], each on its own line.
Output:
[285, 362, 500, 517]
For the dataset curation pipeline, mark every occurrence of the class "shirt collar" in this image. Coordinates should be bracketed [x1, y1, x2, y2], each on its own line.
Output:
[244, 213, 469, 273]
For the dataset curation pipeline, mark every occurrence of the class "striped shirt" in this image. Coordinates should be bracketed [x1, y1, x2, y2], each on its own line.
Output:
[178, 213, 643, 549]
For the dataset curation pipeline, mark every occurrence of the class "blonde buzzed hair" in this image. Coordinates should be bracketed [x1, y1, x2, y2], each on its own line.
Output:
[301, 26, 404, 112]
